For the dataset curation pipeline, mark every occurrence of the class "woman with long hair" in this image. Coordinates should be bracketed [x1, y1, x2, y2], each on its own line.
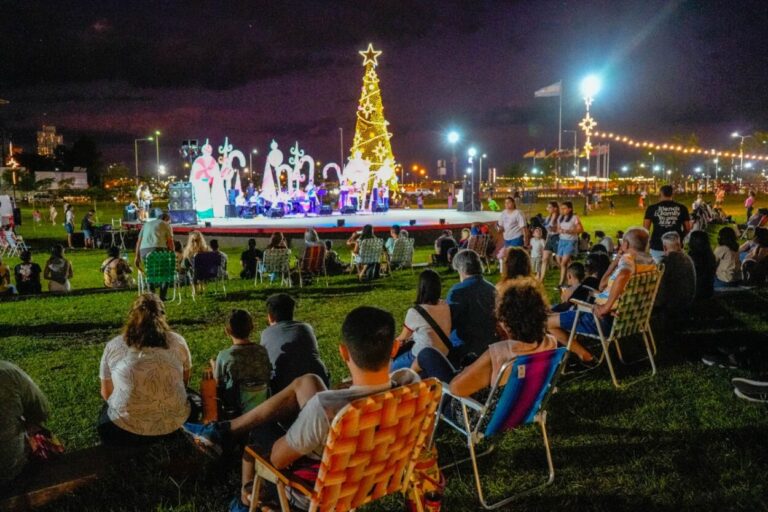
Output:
[556, 201, 583, 287]
[266, 231, 288, 250]
[43, 244, 73, 293]
[98, 293, 192, 445]
[182, 231, 209, 266]
[497, 247, 532, 290]
[539, 201, 560, 281]
[392, 269, 452, 371]
[686, 231, 716, 298]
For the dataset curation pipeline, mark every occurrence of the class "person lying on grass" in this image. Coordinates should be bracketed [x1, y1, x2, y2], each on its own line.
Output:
[183, 306, 417, 512]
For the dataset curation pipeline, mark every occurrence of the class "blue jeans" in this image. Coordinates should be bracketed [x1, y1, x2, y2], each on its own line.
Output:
[504, 236, 524, 248]
[714, 277, 741, 289]
[416, 347, 458, 383]
[559, 309, 614, 337]
[390, 350, 415, 371]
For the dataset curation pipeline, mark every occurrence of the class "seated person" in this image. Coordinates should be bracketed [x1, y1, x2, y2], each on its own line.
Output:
[323, 240, 348, 274]
[101, 246, 134, 289]
[211, 310, 272, 417]
[655, 232, 696, 314]
[547, 227, 656, 367]
[431, 229, 458, 265]
[99, 293, 192, 445]
[687, 230, 716, 299]
[447, 227, 472, 266]
[14, 250, 42, 295]
[184, 306, 417, 512]
[741, 227, 768, 285]
[208, 239, 228, 279]
[392, 269, 452, 371]
[43, 244, 73, 293]
[0, 256, 16, 295]
[595, 230, 615, 253]
[551, 262, 592, 313]
[240, 239, 263, 279]
[0, 361, 50, 488]
[713, 227, 741, 289]
[584, 251, 611, 288]
[384, 224, 402, 255]
[260, 293, 330, 394]
[497, 246, 532, 290]
[578, 232, 592, 253]
[417, 277, 558, 396]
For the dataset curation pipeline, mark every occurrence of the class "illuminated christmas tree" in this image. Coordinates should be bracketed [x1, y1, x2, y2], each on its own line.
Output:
[350, 43, 397, 186]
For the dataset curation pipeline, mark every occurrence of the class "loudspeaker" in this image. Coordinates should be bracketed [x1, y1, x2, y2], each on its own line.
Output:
[169, 182, 194, 210]
[439, 218, 446, 224]
[268, 208, 284, 218]
[225, 205, 238, 218]
[337, 219, 345, 227]
[149, 207, 164, 219]
[340, 206, 356, 215]
[409, 219, 416, 226]
[169, 210, 197, 225]
[319, 205, 333, 215]
[372, 203, 385, 213]
[204, 221, 212, 228]
[13, 208, 21, 226]
[123, 207, 137, 222]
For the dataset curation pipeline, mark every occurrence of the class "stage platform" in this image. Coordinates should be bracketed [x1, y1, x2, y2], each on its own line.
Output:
[124, 209, 500, 244]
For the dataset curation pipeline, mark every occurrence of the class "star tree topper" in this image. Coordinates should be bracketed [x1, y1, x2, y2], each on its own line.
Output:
[359, 43, 382, 67]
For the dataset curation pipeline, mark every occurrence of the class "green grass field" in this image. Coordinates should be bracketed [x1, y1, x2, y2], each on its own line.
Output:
[1, 194, 767, 511]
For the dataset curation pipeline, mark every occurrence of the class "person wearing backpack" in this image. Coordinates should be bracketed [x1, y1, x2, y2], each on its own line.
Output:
[43, 244, 73, 293]
[391, 269, 452, 371]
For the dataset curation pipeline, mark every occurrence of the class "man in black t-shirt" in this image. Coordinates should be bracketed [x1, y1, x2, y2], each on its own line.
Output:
[239, 238, 263, 279]
[643, 185, 692, 263]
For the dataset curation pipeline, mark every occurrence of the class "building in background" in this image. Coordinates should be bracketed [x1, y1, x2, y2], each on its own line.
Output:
[36, 125, 63, 157]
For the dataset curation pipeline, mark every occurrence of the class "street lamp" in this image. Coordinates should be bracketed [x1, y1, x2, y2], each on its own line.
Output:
[732, 131, 752, 180]
[154, 130, 161, 174]
[447, 130, 460, 181]
[579, 74, 601, 215]
[134, 136, 154, 184]
[480, 153, 487, 188]
[158, 165, 166, 176]
[249, 149, 258, 183]
[621, 165, 629, 173]
[465, 166, 474, 211]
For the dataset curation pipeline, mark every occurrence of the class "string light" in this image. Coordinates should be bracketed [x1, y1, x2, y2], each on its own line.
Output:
[592, 131, 768, 161]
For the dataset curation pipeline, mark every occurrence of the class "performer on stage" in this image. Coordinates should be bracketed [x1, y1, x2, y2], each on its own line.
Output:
[306, 181, 318, 214]
[339, 180, 350, 210]
[381, 183, 390, 211]
[370, 181, 379, 212]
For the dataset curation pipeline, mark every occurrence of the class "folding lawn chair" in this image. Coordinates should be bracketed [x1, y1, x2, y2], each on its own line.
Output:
[245, 378, 442, 512]
[438, 348, 567, 510]
[110, 218, 127, 250]
[137, 250, 180, 304]
[4, 230, 27, 257]
[258, 248, 292, 287]
[565, 267, 663, 388]
[297, 245, 328, 287]
[0, 233, 9, 257]
[192, 251, 227, 299]
[386, 237, 415, 275]
[467, 234, 492, 273]
[353, 238, 384, 280]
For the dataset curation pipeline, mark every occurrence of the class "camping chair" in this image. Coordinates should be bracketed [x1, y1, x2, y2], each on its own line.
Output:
[245, 378, 442, 512]
[438, 348, 567, 510]
[297, 245, 328, 287]
[258, 248, 292, 287]
[109, 218, 127, 250]
[191, 251, 227, 299]
[0, 233, 9, 257]
[565, 267, 663, 388]
[385, 237, 415, 275]
[4, 230, 27, 257]
[467, 234, 492, 273]
[353, 238, 384, 280]
[137, 250, 180, 304]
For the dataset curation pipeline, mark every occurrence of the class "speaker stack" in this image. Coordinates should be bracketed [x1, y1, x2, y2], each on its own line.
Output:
[319, 204, 333, 216]
[340, 206, 357, 215]
[268, 208, 285, 218]
[169, 182, 197, 224]
[169, 210, 198, 225]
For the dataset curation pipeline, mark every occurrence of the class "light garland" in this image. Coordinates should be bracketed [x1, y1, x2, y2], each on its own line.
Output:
[593, 131, 768, 161]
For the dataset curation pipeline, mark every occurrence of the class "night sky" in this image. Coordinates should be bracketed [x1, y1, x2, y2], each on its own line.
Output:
[2, 0, 767, 176]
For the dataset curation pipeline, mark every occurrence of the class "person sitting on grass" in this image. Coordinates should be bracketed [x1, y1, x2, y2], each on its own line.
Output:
[655, 232, 696, 316]
[392, 269, 452, 371]
[0, 361, 50, 488]
[209, 239, 228, 279]
[240, 238, 263, 280]
[0, 255, 16, 295]
[98, 293, 192, 446]
[687, 230, 716, 299]
[741, 227, 768, 285]
[551, 262, 592, 313]
[712, 227, 741, 290]
[431, 229, 457, 265]
[184, 306, 418, 512]
[497, 246, 532, 290]
[260, 293, 330, 394]
[323, 240, 348, 274]
[417, 277, 557, 397]
[14, 250, 42, 295]
[578, 232, 592, 253]
[101, 246, 133, 289]
[211, 309, 272, 418]
[547, 227, 656, 368]
[43, 244, 73, 293]
[595, 230, 615, 253]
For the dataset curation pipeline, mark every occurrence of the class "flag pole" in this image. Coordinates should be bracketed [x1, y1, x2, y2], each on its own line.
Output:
[557, 80, 562, 180]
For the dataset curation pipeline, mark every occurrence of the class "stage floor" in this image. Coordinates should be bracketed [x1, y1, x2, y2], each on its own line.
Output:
[127, 209, 500, 236]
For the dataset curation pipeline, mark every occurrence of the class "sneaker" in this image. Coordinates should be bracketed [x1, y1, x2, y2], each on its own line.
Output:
[701, 352, 740, 369]
[732, 378, 768, 403]
[183, 421, 226, 457]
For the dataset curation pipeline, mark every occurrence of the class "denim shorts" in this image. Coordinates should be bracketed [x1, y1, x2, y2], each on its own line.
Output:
[557, 238, 577, 257]
[65, 223, 74, 234]
[544, 234, 560, 252]
[504, 236, 524, 248]
[559, 309, 613, 336]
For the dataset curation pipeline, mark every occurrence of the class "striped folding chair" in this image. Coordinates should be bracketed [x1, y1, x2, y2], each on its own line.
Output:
[258, 248, 292, 287]
[354, 238, 384, 279]
[386, 237, 415, 275]
[565, 267, 663, 388]
[467, 234, 492, 273]
[137, 250, 180, 303]
[245, 378, 442, 512]
[297, 245, 328, 287]
[439, 348, 567, 510]
[0, 232, 9, 257]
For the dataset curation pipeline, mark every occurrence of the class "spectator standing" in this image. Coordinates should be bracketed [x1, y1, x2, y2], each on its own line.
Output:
[81, 209, 95, 249]
[540, 201, 560, 282]
[43, 244, 73, 293]
[498, 197, 528, 248]
[687, 230, 717, 299]
[135, 212, 175, 300]
[529, 227, 546, 277]
[556, 201, 584, 287]
[240, 239, 263, 279]
[260, 293, 330, 394]
[643, 185, 692, 263]
[715, 187, 725, 208]
[48, 204, 57, 226]
[101, 246, 133, 289]
[392, 269, 452, 370]
[98, 293, 192, 445]
[64, 205, 75, 249]
[0, 361, 50, 487]
[745, 190, 756, 222]
[14, 250, 42, 295]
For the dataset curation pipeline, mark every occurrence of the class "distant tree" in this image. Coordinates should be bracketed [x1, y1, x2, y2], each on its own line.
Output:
[70, 137, 104, 186]
[503, 162, 529, 178]
[34, 178, 55, 191]
[104, 163, 131, 181]
[15, 152, 55, 172]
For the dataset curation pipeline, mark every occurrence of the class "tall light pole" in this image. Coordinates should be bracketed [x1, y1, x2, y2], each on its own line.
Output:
[154, 130, 161, 174]
[479, 153, 487, 189]
[468, 147, 477, 211]
[732, 132, 752, 181]
[447, 131, 460, 181]
[579, 74, 601, 216]
[466, 167, 474, 211]
[249, 148, 258, 184]
[339, 127, 344, 167]
[134, 136, 154, 184]
[564, 130, 578, 177]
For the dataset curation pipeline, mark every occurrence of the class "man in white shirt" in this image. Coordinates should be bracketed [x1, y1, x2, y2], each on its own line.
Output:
[498, 197, 529, 247]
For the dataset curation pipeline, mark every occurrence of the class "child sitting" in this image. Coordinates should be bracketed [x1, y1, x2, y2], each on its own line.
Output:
[529, 226, 546, 279]
[211, 310, 272, 417]
[323, 240, 348, 274]
[552, 262, 592, 312]
[578, 232, 592, 253]
[584, 252, 610, 289]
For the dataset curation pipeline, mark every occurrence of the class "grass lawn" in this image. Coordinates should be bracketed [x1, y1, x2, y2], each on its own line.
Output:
[1, 193, 767, 511]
